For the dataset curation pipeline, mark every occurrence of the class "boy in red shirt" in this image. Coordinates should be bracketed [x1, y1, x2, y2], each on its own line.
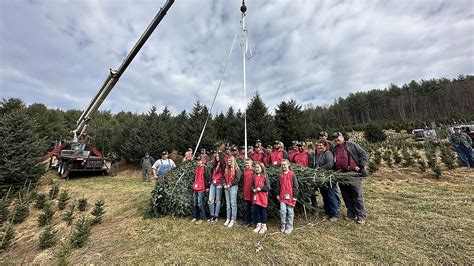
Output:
[191, 157, 210, 224]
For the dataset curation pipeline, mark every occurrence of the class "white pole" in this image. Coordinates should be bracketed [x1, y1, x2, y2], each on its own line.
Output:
[242, 13, 248, 159]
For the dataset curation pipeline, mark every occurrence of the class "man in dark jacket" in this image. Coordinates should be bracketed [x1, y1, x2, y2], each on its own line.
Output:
[332, 132, 368, 224]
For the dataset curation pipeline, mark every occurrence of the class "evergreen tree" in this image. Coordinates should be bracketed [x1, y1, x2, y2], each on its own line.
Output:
[63, 205, 75, 226]
[90, 199, 106, 225]
[38, 202, 55, 227]
[77, 196, 87, 211]
[49, 183, 60, 200]
[274, 100, 308, 146]
[0, 222, 15, 250]
[57, 190, 71, 210]
[185, 101, 216, 150]
[246, 93, 278, 146]
[169, 110, 190, 153]
[69, 216, 92, 248]
[364, 124, 387, 143]
[35, 193, 47, 209]
[393, 150, 402, 164]
[39, 225, 57, 249]
[440, 145, 456, 170]
[12, 193, 29, 224]
[0, 109, 47, 190]
[401, 148, 414, 167]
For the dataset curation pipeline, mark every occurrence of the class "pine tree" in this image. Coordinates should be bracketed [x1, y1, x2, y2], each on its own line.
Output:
[382, 150, 393, 167]
[49, 183, 60, 200]
[38, 202, 55, 227]
[440, 145, 456, 170]
[364, 124, 387, 143]
[63, 205, 75, 226]
[0, 223, 15, 250]
[373, 150, 382, 165]
[39, 225, 57, 249]
[417, 158, 427, 173]
[57, 190, 71, 210]
[274, 100, 308, 146]
[0, 108, 46, 190]
[0, 199, 10, 226]
[35, 193, 47, 209]
[12, 193, 29, 224]
[246, 93, 278, 145]
[367, 159, 379, 174]
[393, 150, 402, 164]
[401, 148, 414, 167]
[77, 196, 87, 211]
[69, 216, 92, 248]
[90, 199, 106, 225]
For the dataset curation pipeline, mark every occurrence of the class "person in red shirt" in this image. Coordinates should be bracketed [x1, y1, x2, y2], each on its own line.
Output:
[251, 162, 270, 234]
[263, 145, 272, 166]
[242, 158, 255, 227]
[289, 141, 299, 163]
[252, 141, 264, 162]
[207, 152, 225, 223]
[239, 146, 246, 159]
[191, 157, 210, 224]
[270, 141, 289, 166]
[332, 132, 368, 224]
[223, 156, 242, 228]
[294, 142, 310, 167]
[276, 159, 299, 234]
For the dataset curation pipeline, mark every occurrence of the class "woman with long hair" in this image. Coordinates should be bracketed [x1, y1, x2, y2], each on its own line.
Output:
[207, 152, 225, 223]
[223, 156, 241, 228]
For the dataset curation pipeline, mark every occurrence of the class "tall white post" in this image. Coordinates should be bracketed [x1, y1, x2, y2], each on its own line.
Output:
[242, 13, 248, 159]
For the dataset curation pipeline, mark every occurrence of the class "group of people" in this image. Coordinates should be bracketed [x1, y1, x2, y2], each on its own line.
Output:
[187, 131, 369, 234]
[140, 151, 177, 182]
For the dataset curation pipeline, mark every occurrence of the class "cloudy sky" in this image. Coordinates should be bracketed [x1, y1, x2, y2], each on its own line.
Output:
[1, 0, 473, 115]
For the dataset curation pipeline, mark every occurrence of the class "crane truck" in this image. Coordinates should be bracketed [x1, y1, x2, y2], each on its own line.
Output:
[41, 0, 174, 178]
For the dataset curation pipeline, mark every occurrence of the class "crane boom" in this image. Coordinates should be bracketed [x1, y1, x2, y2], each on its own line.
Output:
[73, 0, 174, 141]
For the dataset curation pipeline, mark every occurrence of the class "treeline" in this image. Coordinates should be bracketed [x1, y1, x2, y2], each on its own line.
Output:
[305, 75, 474, 128]
[1, 75, 473, 161]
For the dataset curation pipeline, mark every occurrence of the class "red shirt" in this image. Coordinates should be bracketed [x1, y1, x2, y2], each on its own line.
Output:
[334, 143, 358, 171]
[225, 168, 237, 186]
[294, 149, 309, 167]
[251, 149, 264, 162]
[270, 149, 284, 165]
[263, 154, 271, 166]
[279, 170, 297, 207]
[289, 149, 298, 162]
[193, 165, 206, 192]
[211, 164, 223, 185]
[243, 169, 254, 201]
[253, 175, 268, 207]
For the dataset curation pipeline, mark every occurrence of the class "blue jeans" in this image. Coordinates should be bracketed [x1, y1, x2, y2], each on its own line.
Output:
[225, 185, 238, 220]
[192, 192, 206, 219]
[208, 184, 223, 217]
[280, 202, 294, 229]
[320, 184, 340, 218]
[456, 145, 474, 167]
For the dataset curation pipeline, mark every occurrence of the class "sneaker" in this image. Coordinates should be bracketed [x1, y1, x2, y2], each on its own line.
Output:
[284, 227, 293, 234]
[344, 216, 355, 221]
[207, 217, 213, 223]
[259, 224, 267, 234]
[253, 223, 262, 233]
[280, 224, 286, 233]
[227, 220, 235, 228]
[195, 220, 203, 225]
[224, 219, 230, 226]
[357, 219, 366, 224]
[212, 217, 218, 223]
[190, 218, 197, 223]
[329, 217, 339, 222]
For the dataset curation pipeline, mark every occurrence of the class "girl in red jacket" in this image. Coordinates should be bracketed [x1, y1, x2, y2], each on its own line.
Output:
[223, 156, 241, 228]
[252, 162, 270, 234]
[207, 152, 225, 223]
[276, 159, 299, 234]
[191, 157, 209, 224]
[242, 158, 255, 227]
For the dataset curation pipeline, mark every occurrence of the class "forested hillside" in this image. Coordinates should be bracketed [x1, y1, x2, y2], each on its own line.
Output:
[1, 75, 473, 162]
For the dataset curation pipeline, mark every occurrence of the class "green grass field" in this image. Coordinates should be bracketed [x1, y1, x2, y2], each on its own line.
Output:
[1, 166, 473, 264]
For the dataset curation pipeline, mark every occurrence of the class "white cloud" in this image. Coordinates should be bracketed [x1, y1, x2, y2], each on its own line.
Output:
[0, 0, 473, 115]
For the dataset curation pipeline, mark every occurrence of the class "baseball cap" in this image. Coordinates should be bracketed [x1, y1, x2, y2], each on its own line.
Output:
[319, 131, 328, 137]
[162, 151, 168, 155]
[332, 132, 343, 138]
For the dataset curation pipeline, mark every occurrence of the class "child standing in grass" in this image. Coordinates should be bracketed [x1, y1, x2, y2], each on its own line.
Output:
[207, 152, 225, 223]
[223, 156, 241, 228]
[242, 158, 255, 227]
[191, 157, 209, 224]
[252, 162, 270, 234]
[276, 159, 299, 234]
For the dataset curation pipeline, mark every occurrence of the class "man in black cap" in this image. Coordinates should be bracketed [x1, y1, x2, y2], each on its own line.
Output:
[152, 151, 176, 180]
[140, 153, 155, 182]
[318, 131, 335, 153]
[270, 140, 288, 165]
[332, 132, 368, 224]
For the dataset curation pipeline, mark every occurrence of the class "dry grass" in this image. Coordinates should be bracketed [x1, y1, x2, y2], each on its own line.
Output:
[1, 166, 473, 264]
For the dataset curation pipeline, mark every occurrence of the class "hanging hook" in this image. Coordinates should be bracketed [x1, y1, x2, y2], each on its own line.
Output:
[240, 0, 247, 14]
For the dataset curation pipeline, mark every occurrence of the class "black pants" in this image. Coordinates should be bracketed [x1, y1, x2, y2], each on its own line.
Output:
[243, 200, 254, 225]
[253, 204, 268, 224]
[339, 177, 366, 219]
